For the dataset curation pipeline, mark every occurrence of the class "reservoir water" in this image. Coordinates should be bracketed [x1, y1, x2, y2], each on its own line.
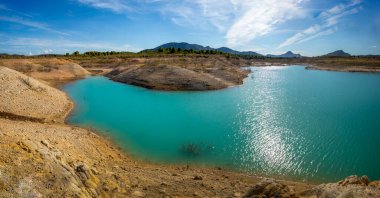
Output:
[63, 66, 380, 182]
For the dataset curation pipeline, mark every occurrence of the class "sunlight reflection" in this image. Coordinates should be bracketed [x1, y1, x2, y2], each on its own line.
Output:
[236, 67, 297, 176]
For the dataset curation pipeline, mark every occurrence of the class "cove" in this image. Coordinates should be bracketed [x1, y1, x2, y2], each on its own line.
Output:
[63, 66, 380, 183]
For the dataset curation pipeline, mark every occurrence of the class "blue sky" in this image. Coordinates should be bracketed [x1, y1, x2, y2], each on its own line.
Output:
[0, 0, 379, 56]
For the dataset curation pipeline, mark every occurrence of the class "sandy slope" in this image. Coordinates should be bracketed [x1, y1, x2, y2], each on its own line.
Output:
[0, 58, 90, 86]
[0, 66, 72, 123]
[0, 118, 312, 197]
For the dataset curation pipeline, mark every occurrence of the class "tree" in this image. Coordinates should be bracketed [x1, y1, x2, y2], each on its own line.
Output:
[65, 53, 70, 56]
[73, 51, 80, 56]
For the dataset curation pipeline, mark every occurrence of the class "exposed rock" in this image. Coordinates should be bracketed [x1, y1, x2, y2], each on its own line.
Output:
[299, 175, 380, 198]
[101, 55, 250, 91]
[338, 175, 369, 186]
[132, 190, 144, 197]
[40, 140, 50, 148]
[75, 164, 91, 181]
[369, 181, 380, 189]
[108, 65, 248, 91]
[194, 175, 203, 180]
[243, 178, 295, 198]
[243, 176, 380, 198]
[77, 55, 251, 90]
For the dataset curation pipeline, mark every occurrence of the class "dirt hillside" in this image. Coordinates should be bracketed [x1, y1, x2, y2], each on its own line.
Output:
[0, 66, 72, 123]
[0, 58, 90, 85]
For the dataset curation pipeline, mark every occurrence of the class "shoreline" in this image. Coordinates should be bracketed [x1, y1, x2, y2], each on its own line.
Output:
[305, 65, 380, 73]
[57, 75, 328, 186]
[60, 77, 320, 185]
[1, 62, 380, 197]
[59, 65, 378, 185]
[253, 62, 380, 72]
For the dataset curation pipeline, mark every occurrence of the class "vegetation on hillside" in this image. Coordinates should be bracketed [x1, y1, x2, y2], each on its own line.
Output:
[1, 49, 379, 69]
[0, 47, 265, 60]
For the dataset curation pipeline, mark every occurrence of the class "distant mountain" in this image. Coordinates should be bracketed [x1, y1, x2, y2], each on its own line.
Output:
[153, 42, 213, 51]
[215, 47, 240, 54]
[266, 51, 302, 58]
[149, 42, 263, 56]
[215, 47, 262, 56]
[324, 50, 351, 57]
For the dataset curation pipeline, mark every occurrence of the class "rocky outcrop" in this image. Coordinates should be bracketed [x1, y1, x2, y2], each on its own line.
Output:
[0, 66, 72, 122]
[243, 178, 296, 198]
[107, 64, 249, 91]
[73, 54, 251, 91]
[0, 118, 124, 197]
[243, 176, 380, 198]
[300, 175, 380, 198]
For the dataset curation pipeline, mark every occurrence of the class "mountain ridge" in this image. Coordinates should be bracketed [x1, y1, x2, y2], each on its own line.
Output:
[266, 51, 302, 58]
[148, 42, 356, 58]
[324, 50, 351, 57]
[149, 42, 263, 56]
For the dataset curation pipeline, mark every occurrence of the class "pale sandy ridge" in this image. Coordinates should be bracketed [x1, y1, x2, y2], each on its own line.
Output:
[0, 58, 90, 81]
[0, 66, 72, 123]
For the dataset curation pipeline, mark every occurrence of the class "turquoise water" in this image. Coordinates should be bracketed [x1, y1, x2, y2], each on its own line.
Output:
[63, 66, 380, 183]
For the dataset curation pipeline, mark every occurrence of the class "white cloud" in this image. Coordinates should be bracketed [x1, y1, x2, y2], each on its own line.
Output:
[190, 0, 234, 32]
[278, 0, 363, 49]
[225, 0, 306, 46]
[319, 0, 361, 18]
[78, 0, 307, 48]
[77, 0, 131, 13]
[158, 0, 235, 32]
[297, 27, 338, 44]
[158, 0, 307, 47]
[0, 36, 140, 54]
[0, 16, 69, 36]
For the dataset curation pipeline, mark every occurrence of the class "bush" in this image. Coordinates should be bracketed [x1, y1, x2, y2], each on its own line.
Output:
[180, 142, 214, 156]
[180, 143, 200, 156]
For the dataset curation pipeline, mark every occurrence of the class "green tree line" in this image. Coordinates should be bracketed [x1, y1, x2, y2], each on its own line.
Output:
[63, 48, 265, 59]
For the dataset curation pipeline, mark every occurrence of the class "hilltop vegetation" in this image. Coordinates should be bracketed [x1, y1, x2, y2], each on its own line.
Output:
[151, 42, 263, 56]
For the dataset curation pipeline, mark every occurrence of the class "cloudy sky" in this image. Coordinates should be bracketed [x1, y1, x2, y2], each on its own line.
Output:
[0, 0, 379, 56]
